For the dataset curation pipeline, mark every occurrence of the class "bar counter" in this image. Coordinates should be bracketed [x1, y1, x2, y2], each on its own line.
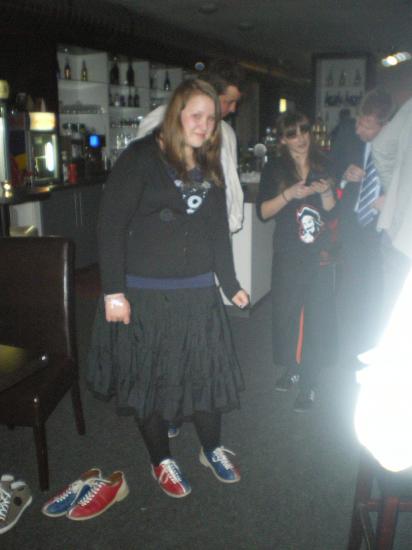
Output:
[222, 178, 275, 312]
[0, 185, 51, 237]
[9, 175, 107, 268]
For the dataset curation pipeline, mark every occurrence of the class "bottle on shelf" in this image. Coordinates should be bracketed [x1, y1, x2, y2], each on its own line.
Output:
[110, 57, 120, 85]
[61, 150, 69, 183]
[133, 92, 140, 107]
[163, 70, 171, 91]
[127, 91, 133, 107]
[338, 69, 347, 87]
[326, 68, 334, 87]
[354, 68, 362, 86]
[126, 60, 135, 87]
[64, 58, 72, 80]
[81, 60, 88, 82]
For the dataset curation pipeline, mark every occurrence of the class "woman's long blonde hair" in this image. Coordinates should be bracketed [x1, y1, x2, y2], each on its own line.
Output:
[160, 79, 223, 187]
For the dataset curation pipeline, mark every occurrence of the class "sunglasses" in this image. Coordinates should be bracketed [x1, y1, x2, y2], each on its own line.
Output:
[283, 123, 311, 139]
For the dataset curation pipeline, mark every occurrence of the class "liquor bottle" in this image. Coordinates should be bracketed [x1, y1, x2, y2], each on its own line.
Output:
[325, 68, 334, 87]
[127, 91, 133, 107]
[126, 61, 135, 87]
[81, 60, 88, 81]
[338, 69, 347, 87]
[354, 68, 362, 86]
[163, 70, 171, 91]
[110, 58, 120, 85]
[64, 58, 72, 80]
[133, 92, 140, 107]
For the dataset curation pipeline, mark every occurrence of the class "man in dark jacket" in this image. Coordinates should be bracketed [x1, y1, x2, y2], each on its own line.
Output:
[330, 88, 393, 367]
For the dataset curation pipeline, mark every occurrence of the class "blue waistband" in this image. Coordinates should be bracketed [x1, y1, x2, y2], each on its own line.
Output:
[126, 272, 215, 290]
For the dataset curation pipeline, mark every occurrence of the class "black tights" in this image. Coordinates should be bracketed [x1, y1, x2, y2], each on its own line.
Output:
[137, 411, 221, 466]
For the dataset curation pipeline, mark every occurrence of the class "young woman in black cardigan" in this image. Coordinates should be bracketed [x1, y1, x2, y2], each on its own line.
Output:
[256, 111, 337, 412]
[88, 79, 248, 498]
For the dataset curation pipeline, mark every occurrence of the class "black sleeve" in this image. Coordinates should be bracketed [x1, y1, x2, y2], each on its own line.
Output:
[211, 187, 241, 300]
[97, 142, 146, 294]
[329, 119, 363, 181]
[256, 158, 281, 221]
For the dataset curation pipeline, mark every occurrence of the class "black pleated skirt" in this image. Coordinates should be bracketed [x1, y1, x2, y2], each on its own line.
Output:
[87, 286, 244, 421]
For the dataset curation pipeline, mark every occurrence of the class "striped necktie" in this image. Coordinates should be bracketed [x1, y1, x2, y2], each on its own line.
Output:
[357, 152, 380, 227]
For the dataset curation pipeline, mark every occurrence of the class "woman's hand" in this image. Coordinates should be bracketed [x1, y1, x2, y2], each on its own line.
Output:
[104, 293, 131, 324]
[232, 289, 250, 309]
[284, 180, 315, 201]
[312, 178, 336, 211]
[311, 178, 332, 195]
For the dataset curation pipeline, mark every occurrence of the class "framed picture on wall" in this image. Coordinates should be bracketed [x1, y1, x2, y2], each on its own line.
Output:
[312, 53, 374, 133]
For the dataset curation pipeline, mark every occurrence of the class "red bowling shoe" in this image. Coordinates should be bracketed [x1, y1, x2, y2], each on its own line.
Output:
[67, 471, 129, 521]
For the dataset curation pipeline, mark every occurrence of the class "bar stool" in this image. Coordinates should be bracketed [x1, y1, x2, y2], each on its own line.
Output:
[347, 448, 412, 550]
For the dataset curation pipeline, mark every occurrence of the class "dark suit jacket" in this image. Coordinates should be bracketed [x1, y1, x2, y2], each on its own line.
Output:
[330, 120, 380, 252]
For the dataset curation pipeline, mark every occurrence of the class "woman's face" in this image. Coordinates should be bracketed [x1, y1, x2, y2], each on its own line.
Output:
[180, 93, 216, 150]
[281, 119, 311, 156]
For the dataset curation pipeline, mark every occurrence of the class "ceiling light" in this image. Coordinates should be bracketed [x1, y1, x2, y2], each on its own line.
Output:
[381, 51, 411, 67]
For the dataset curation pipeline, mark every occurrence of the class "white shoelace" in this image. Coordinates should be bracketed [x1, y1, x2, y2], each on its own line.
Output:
[210, 447, 235, 470]
[0, 488, 11, 520]
[76, 479, 105, 507]
[159, 460, 183, 484]
[53, 480, 82, 503]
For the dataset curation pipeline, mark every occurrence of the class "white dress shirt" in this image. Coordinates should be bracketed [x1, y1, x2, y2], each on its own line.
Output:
[373, 97, 412, 258]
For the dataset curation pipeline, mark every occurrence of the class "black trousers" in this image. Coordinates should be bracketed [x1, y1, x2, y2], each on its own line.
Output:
[271, 253, 337, 390]
[337, 223, 384, 361]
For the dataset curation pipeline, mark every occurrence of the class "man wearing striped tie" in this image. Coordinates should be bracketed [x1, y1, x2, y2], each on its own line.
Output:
[330, 89, 394, 369]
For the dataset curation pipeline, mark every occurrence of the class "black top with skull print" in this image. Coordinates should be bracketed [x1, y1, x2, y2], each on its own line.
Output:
[256, 157, 337, 259]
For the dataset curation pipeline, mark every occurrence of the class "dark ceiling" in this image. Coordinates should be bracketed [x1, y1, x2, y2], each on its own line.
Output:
[108, 0, 412, 79]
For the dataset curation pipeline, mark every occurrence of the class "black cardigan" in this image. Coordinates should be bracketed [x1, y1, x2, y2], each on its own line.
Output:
[97, 135, 240, 300]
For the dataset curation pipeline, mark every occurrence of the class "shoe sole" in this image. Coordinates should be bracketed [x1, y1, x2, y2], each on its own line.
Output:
[199, 452, 240, 484]
[151, 470, 191, 498]
[67, 480, 130, 521]
[42, 508, 71, 518]
[0, 495, 33, 534]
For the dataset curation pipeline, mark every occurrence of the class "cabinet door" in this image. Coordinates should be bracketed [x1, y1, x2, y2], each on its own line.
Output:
[41, 188, 78, 241]
[41, 185, 103, 269]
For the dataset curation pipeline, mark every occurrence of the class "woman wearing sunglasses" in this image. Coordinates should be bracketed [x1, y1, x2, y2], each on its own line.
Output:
[256, 111, 337, 412]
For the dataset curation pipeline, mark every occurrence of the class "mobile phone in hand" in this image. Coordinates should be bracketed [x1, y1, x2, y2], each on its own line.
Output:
[305, 170, 328, 186]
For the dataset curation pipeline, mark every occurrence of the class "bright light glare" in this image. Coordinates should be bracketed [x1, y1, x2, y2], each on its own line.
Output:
[279, 98, 287, 113]
[45, 142, 55, 172]
[355, 268, 412, 472]
[381, 51, 411, 67]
